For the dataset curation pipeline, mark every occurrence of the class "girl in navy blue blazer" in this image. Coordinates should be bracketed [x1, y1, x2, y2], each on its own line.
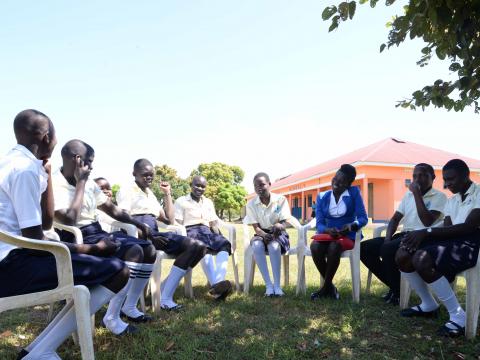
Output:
[310, 164, 368, 300]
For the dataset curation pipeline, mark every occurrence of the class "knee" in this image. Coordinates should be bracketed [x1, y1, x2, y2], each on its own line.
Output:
[125, 244, 144, 263]
[143, 244, 157, 263]
[327, 242, 342, 257]
[251, 240, 264, 253]
[193, 240, 207, 256]
[395, 248, 412, 271]
[411, 250, 429, 272]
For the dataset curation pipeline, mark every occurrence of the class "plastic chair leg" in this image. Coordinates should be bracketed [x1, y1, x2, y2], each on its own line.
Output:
[399, 273, 411, 309]
[73, 286, 94, 360]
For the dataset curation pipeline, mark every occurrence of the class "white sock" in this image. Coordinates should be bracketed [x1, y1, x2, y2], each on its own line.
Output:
[103, 279, 132, 335]
[161, 265, 186, 307]
[215, 251, 229, 284]
[402, 271, 438, 311]
[201, 254, 217, 286]
[252, 240, 273, 288]
[26, 286, 114, 358]
[268, 241, 282, 292]
[428, 277, 465, 328]
[122, 263, 153, 318]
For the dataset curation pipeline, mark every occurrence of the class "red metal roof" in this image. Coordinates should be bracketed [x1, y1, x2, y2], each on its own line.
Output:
[272, 138, 480, 189]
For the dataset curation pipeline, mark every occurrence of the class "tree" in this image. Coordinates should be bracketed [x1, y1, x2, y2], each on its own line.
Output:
[190, 162, 247, 219]
[322, 0, 480, 112]
[111, 184, 120, 203]
[151, 164, 190, 201]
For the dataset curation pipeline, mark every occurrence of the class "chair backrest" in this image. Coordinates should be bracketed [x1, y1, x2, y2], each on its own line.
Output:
[53, 221, 84, 244]
[0, 231, 74, 312]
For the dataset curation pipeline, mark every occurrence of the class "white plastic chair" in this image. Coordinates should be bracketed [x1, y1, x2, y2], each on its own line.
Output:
[0, 230, 94, 360]
[243, 217, 302, 295]
[298, 218, 362, 302]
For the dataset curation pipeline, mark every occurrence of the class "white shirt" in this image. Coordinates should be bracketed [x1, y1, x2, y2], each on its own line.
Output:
[328, 190, 349, 218]
[396, 187, 447, 231]
[52, 169, 108, 227]
[245, 193, 291, 230]
[0, 145, 48, 261]
[116, 182, 161, 216]
[444, 182, 480, 225]
[175, 194, 219, 227]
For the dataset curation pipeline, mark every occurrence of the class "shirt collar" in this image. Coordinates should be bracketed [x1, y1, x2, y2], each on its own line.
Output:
[13, 144, 41, 164]
[254, 192, 279, 207]
[187, 193, 204, 203]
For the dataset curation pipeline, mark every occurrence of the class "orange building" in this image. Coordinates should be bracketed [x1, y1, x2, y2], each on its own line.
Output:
[263, 138, 480, 222]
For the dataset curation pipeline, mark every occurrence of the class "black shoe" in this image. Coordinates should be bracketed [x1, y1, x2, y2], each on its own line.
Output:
[385, 293, 399, 306]
[310, 287, 328, 301]
[382, 289, 394, 302]
[437, 320, 465, 338]
[16, 349, 28, 360]
[330, 285, 340, 300]
[101, 321, 139, 336]
[400, 305, 439, 318]
[120, 311, 153, 323]
[209, 280, 233, 301]
[160, 304, 183, 312]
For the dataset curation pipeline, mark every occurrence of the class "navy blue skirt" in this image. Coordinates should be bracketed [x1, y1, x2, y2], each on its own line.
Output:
[132, 214, 185, 256]
[0, 248, 125, 297]
[418, 229, 480, 282]
[186, 224, 231, 254]
[251, 228, 290, 254]
[57, 221, 152, 259]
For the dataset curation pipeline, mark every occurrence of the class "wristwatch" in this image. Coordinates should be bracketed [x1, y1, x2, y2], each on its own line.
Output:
[426, 227, 432, 233]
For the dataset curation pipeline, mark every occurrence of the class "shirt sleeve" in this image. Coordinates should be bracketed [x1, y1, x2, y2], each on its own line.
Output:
[174, 198, 184, 223]
[443, 198, 454, 218]
[94, 183, 108, 206]
[428, 192, 448, 213]
[245, 201, 258, 225]
[116, 187, 131, 212]
[396, 194, 407, 215]
[277, 196, 291, 222]
[53, 181, 72, 212]
[11, 170, 43, 229]
[206, 199, 220, 222]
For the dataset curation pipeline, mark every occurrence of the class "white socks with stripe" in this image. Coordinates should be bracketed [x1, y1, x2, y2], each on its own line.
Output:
[402, 271, 438, 312]
[428, 276, 466, 329]
[161, 265, 186, 308]
[267, 242, 282, 293]
[24, 286, 114, 359]
[122, 262, 153, 318]
[252, 240, 273, 294]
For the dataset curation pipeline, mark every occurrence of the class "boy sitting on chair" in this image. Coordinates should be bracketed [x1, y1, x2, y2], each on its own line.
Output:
[116, 158, 207, 310]
[0, 110, 130, 359]
[395, 159, 480, 337]
[53, 140, 157, 333]
[175, 175, 233, 300]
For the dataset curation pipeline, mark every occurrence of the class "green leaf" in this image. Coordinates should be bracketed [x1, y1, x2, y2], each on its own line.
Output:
[321, 6, 337, 20]
[359, 0, 368, 4]
[380, 43, 386, 52]
[348, 1, 356, 19]
[328, 16, 340, 32]
[435, 47, 446, 60]
[338, 2, 349, 21]
[370, 0, 379, 8]
[448, 62, 461, 72]
[385, 0, 396, 5]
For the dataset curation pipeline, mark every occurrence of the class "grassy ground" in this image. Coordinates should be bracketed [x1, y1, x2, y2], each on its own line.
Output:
[1, 224, 479, 359]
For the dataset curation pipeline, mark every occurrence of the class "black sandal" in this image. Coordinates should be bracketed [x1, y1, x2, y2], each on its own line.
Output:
[437, 320, 465, 338]
[400, 305, 439, 318]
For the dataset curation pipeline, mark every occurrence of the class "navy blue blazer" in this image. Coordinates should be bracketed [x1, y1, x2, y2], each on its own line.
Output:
[315, 186, 368, 240]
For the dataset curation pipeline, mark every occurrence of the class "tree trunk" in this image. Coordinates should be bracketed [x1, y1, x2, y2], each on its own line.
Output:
[228, 209, 232, 222]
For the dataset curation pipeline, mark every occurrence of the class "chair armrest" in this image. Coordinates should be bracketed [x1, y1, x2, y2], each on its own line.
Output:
[53, 221, 84, 244]
[216, 220, 237, 252]
[242, 221, 252, 249]
[157, 221, 187, 236]
[109, 221, 138, 237]
[0, 231, 74, 293]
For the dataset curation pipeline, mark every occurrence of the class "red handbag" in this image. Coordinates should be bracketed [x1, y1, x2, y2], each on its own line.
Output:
[311, 233, 354, 251]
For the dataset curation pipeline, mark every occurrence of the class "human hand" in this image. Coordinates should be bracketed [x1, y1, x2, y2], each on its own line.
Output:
[151, 234, 168, 248]
[74, 156, 91, 182]
[137, 223, 152, 240]
[94, 237, 119, 257]
[400, 230, 427, 254]
[42, 159, 52, 175]
[272, 223, 284, 237]
[408, 181, 421, 195]
[338, 224, 350, 236]
[159, 181, 172, 196]
[325, 227, 340, 239]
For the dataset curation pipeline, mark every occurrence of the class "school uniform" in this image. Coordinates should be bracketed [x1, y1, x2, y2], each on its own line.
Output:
[116, 182, 185, 255]
[175, 194, 231, 254]
[52, 171, 152, 257]
[361, 187, 447, 295]
[315, 186, 368, 242]
[0, 145, 124, 298]
[418, 183, 480, 282]
[245, 192, 291, 254]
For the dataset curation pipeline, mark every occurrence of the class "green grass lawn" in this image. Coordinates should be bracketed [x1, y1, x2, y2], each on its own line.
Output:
[1, 224, 479, 359]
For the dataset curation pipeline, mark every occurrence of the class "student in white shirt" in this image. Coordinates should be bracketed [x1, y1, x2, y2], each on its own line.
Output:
[175, 176, 233, 300]
[361, 163, 447, 305]
[116, 159, 207, 310]
[0, 110, 129, 359]
[245, 172, 292, 297]
[396, 159, 480, 337]
[53, 140, 157, 334]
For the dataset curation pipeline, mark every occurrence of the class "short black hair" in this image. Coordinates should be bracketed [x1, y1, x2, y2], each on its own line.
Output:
[133, 158, 153, 172]
[61, 139, 94, 159]
[94, 177, 107, 183]
[443, 159, 470, 178]
[253, 172, 270, 183]
[338, 164, 356, 185]
[415, 163, 435, 177]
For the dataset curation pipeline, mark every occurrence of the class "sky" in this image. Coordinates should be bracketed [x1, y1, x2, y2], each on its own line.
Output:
[1, 1, 478, 192]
